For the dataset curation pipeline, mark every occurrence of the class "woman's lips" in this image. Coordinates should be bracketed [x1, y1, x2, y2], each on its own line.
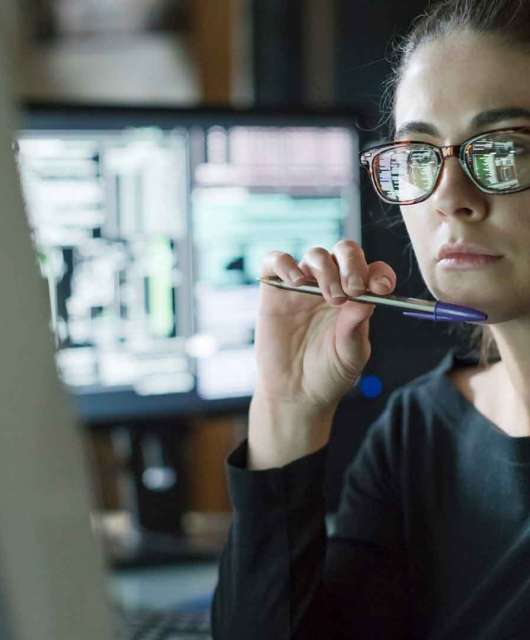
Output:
[438, 254, 503, 270]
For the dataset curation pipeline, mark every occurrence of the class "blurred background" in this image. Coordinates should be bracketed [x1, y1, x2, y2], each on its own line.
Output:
[10, 0, 431, 113]
[5, 0, 459, 628]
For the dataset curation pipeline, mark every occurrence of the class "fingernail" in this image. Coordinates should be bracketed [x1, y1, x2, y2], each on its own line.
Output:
[330, 282, 345, 298]
[375, 276, 392, 289]
[348, 276, 364, 291]
[289, 269, 304, 283]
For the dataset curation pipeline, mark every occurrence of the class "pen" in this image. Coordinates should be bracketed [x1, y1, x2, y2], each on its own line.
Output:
[259, 276, 488, 323]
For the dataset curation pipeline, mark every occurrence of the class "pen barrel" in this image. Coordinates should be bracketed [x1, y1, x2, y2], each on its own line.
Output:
[350, 293, 436, 313]
[260, 278, 437, 313]
[258, 277, 487, 322]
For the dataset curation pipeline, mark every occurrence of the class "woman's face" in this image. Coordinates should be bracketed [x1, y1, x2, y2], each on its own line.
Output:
[395, 32, 530, 323]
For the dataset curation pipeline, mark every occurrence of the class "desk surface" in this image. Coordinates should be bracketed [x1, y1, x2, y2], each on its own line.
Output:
[108, 561, 219, 612]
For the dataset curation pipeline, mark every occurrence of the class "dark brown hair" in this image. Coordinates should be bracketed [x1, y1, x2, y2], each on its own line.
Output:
[383, 0, 530, 366]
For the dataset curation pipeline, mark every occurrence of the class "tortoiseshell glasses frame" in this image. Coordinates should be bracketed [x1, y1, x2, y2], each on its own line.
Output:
[359, 126, 530, 205]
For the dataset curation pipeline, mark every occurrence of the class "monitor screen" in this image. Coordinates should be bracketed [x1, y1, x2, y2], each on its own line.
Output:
[16, 105, 360, 423]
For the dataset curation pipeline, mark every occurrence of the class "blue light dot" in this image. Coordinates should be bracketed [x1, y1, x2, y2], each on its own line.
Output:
[359, 374, 383, 398]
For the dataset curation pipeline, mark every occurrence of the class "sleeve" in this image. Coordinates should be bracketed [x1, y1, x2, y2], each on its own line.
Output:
[211, 391, 415, 640]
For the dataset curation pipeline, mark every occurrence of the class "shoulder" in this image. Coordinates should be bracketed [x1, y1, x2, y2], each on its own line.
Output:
[361, 348, 471, 456]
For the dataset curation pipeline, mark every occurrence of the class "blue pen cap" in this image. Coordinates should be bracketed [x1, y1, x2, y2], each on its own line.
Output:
[435, 301, 487, 322]
[402, 302, 487, 323]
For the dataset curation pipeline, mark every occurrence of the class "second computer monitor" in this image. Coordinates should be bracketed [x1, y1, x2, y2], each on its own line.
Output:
[17, 105, 361, 422]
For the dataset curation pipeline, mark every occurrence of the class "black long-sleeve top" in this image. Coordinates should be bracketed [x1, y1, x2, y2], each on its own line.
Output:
[211, 348, 530, 639]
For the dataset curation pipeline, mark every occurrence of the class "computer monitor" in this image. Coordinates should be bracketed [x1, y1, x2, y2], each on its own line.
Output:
[17, 104, 361, 424]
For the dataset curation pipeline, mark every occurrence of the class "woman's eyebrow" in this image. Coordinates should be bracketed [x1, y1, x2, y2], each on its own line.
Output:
[395, 107, 530, 140]
[394, 121, 438, 140]
[470, 107, 530, 129]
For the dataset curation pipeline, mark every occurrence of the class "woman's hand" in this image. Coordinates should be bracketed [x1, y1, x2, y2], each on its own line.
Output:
[254, 239, 397, 414]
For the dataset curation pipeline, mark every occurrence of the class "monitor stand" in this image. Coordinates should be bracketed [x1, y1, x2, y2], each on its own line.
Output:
[95, 420, 229, 569]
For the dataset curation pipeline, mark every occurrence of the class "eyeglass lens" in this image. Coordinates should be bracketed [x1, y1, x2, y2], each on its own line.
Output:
[372, 131, 530, 203]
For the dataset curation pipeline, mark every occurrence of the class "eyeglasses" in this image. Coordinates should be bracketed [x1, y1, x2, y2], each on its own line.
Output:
[360, 126, 530, 205]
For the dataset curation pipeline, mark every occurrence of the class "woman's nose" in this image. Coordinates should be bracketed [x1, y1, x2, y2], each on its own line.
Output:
[430, 156, 488, 219]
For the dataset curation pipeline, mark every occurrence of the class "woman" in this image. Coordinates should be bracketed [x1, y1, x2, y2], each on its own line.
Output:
[212, 1, 530, 638]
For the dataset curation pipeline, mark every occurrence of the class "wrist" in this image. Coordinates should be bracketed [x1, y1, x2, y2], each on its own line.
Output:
[247, 391, 337, 470]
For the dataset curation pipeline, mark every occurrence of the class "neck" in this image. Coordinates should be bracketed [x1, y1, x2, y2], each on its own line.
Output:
[488, 318, 530, 433]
